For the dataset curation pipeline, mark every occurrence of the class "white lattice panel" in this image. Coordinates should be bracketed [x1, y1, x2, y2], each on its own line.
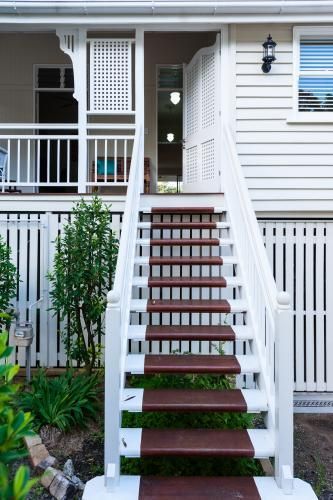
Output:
[185, 146, 198, 184]
[90, 40, 132, 113]
[185, 60, 200, 136]
[201, 53, 215, 129]
[202, 139, 215, 180]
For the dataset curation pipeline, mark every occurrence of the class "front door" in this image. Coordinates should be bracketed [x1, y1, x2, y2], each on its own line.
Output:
[183, 35, 221, 193]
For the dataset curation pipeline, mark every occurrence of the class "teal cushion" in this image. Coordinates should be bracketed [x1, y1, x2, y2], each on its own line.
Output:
[97, 159, 115, 175]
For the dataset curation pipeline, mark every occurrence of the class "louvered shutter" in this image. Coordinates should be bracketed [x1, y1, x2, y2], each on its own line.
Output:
[299, 39, 333, 112]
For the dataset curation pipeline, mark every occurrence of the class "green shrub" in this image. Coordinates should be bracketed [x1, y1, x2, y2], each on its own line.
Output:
[48, 196, 119, 372]
[0, 331, 36, 499]
[18, 370, 101, 432]
[0, 236, 17, 327]
[121, 373, 263, 477]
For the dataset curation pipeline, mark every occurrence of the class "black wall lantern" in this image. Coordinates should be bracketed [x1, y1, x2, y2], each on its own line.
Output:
[262, 34, 276, 73]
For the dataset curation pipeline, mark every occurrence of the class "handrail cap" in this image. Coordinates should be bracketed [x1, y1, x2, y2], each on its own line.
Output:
[277, 291, 290, 308]
[107, 289, 120, 305]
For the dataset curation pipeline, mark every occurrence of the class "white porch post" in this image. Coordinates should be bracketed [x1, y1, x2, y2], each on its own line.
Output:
[135, 28, 145, 193]
[56, 28, 87, 193]
[77, 29, 88, 194]
[275, 291, 294, 494]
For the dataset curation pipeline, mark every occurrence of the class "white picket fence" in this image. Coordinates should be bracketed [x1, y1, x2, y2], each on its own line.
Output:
[260, 220, 333, 392]
[1, 212, 332, 393]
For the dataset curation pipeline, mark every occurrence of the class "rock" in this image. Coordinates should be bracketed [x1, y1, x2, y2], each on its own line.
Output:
[24, 435, 42, 449]
[41, 467, 59, 489]
[35, 454, 58, 474]
[49, 473, 76, 500]
[63, 458, 75, 479]
[71, 474, 85, 491]
[29, 443, 49, 468]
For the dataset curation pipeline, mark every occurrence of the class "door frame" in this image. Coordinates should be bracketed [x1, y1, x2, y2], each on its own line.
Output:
[155, 63, 184, 191]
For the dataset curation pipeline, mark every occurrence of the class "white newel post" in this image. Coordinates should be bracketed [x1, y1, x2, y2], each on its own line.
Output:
[104, 291, 122, 491]
[275, 291, 294, 494]
[56, 28, 87, 193]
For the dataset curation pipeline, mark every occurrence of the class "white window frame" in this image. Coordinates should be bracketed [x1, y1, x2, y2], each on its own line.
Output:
[289, 26, 333, 123]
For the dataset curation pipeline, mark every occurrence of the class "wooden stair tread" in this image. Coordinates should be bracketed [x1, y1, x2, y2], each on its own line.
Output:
[149, 238, 220, 246]
[142, 388, 247, 412]
[140, 429, 255, 457]
[146, 299, 231, 312]
[149, 222, 220, 229]
[139, 476, 261, 499]
[147, 276, 227, 287]
[144, 354, 241, 374]
[145, 324, 237, 340]
[150, 207, 222, 214]
[148, 256, 224, 265]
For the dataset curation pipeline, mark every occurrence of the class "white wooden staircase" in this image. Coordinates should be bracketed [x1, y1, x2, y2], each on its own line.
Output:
[84, 129, 317, 499]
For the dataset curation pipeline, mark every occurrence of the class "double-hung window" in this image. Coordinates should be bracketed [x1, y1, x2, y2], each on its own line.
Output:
[293, 27, 333, 119]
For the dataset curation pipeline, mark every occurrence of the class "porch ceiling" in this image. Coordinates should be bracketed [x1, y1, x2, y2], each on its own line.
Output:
[1, 0, 333, 17]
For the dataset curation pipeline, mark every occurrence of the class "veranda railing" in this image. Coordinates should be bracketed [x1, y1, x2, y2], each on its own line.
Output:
[0, 124, 134, 193]
[223, 125, 294, 493]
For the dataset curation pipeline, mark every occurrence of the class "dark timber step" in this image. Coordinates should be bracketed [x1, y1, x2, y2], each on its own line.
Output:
[147, 277, 227, 287]
[142, 389, 247, 412]
[140, 429, 255, 457]
[144, 354, 241, 374]
[139, 476, 261, 500]
[149, 238, 220, 246]
[147, 299, 231, 313]
[150, 207, 220, 214]
[149, 222, 219, 229]
[149, 256, 224, 265]
[145, 325, 236, 341]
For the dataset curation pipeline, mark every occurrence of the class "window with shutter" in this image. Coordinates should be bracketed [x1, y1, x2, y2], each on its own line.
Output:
[298, 38, 333, 112]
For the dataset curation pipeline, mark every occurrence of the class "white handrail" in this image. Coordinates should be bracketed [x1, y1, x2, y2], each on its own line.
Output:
[104, 125, 143, 491]
[224, 125, 278, 318]
[223, 124, 293, 491]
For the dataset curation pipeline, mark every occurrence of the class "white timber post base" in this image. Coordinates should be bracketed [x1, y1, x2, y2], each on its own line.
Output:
[104, 291, 122, 491]
[275, 291, 294, 494]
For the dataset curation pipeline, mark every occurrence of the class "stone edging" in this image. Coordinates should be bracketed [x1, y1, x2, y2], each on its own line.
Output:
[24, 435, 84, 499]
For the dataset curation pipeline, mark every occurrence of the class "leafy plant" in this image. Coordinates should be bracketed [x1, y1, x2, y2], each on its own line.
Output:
[48, 196, 119, 372]
[0, 236, 17, 327]
[0, 331, 36, 499]
[121, 372, 262, 477]
[18, 369, 101, 432]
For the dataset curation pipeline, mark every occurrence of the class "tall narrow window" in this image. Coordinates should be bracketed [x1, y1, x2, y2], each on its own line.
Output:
[298, 38, 333, 112]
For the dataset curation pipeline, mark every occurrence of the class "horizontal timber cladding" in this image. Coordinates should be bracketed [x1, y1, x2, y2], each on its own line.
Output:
[234, 24, 333, 210]
[260, 220, 333, 392]
[1, 210, 333, 393]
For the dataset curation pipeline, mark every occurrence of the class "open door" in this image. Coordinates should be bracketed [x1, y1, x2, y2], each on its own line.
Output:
[183, 35, 221, 193]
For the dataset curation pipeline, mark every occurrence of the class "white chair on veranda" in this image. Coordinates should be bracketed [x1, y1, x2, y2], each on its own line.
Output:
[0, 147, 8, 193]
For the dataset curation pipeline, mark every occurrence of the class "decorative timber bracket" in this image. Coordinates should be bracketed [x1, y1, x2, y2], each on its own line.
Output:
[56, 28, 82, 102]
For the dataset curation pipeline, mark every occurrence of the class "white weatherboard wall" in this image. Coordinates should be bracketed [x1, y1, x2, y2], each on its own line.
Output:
[234, 24, 333, 212]
[0, 33, 70, 123]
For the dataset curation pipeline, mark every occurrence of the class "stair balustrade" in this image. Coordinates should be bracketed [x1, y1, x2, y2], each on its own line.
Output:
[104, 125, 143, 491]
[223, 124, 294, 492]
